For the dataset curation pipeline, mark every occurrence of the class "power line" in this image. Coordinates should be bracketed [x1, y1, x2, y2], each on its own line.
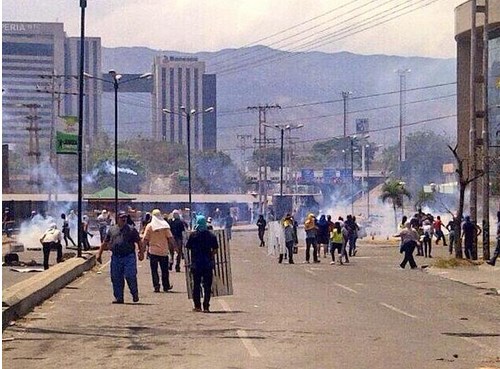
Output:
[215, 0, 441, 76]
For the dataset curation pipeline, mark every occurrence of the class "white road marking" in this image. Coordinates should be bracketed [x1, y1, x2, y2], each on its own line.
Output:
[304, 269, 316, 275]
[379, 302, 417, 319]
[334, 283, 358, 294]
[237, 329, 262, 358]
[219, 299, 261, 358]
[461, 337, 497, 353]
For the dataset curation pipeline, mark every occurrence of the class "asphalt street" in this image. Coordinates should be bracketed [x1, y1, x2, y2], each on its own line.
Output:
[2, 232, 499, 369]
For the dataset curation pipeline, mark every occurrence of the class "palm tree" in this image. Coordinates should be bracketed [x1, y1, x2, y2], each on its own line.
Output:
[380, 180, 411, 231]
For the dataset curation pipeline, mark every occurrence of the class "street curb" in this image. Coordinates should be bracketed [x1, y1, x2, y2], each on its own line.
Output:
[2, 255, 96, 330]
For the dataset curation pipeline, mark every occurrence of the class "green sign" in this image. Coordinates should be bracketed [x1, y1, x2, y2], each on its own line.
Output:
[56, 131, 78, 155]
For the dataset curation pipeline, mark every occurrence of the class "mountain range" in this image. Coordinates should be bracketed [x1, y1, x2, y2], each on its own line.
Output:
[101, 45, 457, 164]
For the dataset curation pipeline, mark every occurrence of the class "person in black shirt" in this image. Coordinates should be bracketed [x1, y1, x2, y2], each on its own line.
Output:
[256, 214, 266, 247]
[462, 216, 481, 260]
[186, 215, 219, 313]
[168, 209, 186, 272]
[486, 211, 500, 266]
[97, 211, 144, 304]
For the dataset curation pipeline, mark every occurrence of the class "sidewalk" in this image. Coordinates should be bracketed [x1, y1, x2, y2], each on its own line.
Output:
[426, 262, 500, 295]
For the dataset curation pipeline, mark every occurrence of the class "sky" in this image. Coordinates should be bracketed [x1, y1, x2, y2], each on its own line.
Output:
[2, 0, 465, 58]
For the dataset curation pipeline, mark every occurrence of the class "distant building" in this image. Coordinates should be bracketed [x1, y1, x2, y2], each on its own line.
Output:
[151, 56, 217, 151]
[64, 36, 102, 146]
[454, 1, 500, 194]
[2, 21, 102, 154]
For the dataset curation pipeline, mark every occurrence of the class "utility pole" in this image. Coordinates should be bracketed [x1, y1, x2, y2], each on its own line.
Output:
[25, 104, 42, 193]
[469, 0, 479, 260]
[342, 91, 352, 170]
[247, 104, 281, 215]
[38, 73, 78, 206]
[480, 0, 490, 260]
[396, 68, 411, 178]
[236, 134, 252, 173]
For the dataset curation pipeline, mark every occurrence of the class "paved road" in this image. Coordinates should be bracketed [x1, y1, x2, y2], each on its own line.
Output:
[3, 232, 499, 369]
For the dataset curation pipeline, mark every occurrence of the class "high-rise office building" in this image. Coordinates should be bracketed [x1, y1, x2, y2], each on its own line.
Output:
[2, 22, 65, 153]
[152, 56, 217, 151]
[2, 22, 103, 154]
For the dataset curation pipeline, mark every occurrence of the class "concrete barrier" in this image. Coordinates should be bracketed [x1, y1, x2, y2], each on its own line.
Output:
[2, 255, 96, 330]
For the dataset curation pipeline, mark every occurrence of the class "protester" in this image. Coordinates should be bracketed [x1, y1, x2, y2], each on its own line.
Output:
[61, 213, 76, 247]
[317, 215, 330, 258]
[486, 211, 500, 266]
[256, 214, 267, 247]
[422, 219, 433, 258]
[304, 213, 319, 263]
[81, 215, 92, 251]
[96, 210, 144, 304]
[224, 211, 234, 240]
[330, 222, 344, 265]
[186, 215, 219, 313]
[396, 223, 419, 269]
[168, 209, 185, 272]
[462, 216, 481, 260]
[433, 215, 447, 246]
[340, 221, 350, 264]
[140, 212, 152, 236]
[39, 223, 62, 270]
[446, 216, 459, 255]
[97, 210, 111, 243]
[207, 217, 214, 230]
[278, 217, 295, 264]
[142, 209, 174, 293]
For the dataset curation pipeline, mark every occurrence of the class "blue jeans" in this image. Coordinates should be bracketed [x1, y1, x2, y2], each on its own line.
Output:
[111, 253, 138, 302]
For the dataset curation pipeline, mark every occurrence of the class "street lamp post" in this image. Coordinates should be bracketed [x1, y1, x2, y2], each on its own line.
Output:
[350, 137, 355, 215]
[366, 145, 370, 219]
[77, 0, 87, 258]
[163, 107, 214, 227]
[263, 123, 303, 197]
[85, 71, 152, 221]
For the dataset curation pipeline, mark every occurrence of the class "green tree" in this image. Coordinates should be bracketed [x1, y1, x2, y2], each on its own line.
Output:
[194, 151, 245, 193]
[251, 147, 282, 171]
[380, 179, 411, 231]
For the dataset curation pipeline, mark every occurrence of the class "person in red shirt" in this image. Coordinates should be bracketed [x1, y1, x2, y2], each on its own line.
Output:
[433, 215, 447, 246]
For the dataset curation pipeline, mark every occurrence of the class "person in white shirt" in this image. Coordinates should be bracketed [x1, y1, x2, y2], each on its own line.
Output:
[39, 223, 63, 270]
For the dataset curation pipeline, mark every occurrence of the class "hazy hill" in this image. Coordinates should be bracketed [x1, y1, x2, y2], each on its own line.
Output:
[102, 46, 456, 162]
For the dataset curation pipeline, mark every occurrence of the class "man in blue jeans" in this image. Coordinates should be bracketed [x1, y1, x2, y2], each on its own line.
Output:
[97, 211, 144, 304]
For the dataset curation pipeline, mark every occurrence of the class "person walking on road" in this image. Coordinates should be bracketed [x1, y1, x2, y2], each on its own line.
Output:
[304, 213, 319, 263]
[330, 222, 344, 265]
[422, 219, 433, 258]
[256, 214, 267, 247]
[224, 211, 234, 241]
[96, 210, 145, 304]
[61, 213, 76, 248]
[186, 215, 219, 313]
[39, 223, 63, 270]
[486, 211, 500, 266]
[168, 209, 186, 272]
[317, 215, 330, 258]
[396, 223, 419, 269]
[279, 215, 295, 264]
[462, 216, 481, 260]
[97, 210, 112, 243]
[433, 215, 447, 246]
[142, 209, 174, 293]
[446, 216, 459, 255]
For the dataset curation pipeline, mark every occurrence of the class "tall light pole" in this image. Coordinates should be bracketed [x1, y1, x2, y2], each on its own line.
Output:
[396, 68, 410, 178]
[85, 71, 152, 221]
[350, 136, 355, 215]
[263, 123, 303, 197]
[366, 144, 371, 219]
[163, 107, 214, 226]
[77, 0, 87, 258]
[342, 91, 352, 171]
